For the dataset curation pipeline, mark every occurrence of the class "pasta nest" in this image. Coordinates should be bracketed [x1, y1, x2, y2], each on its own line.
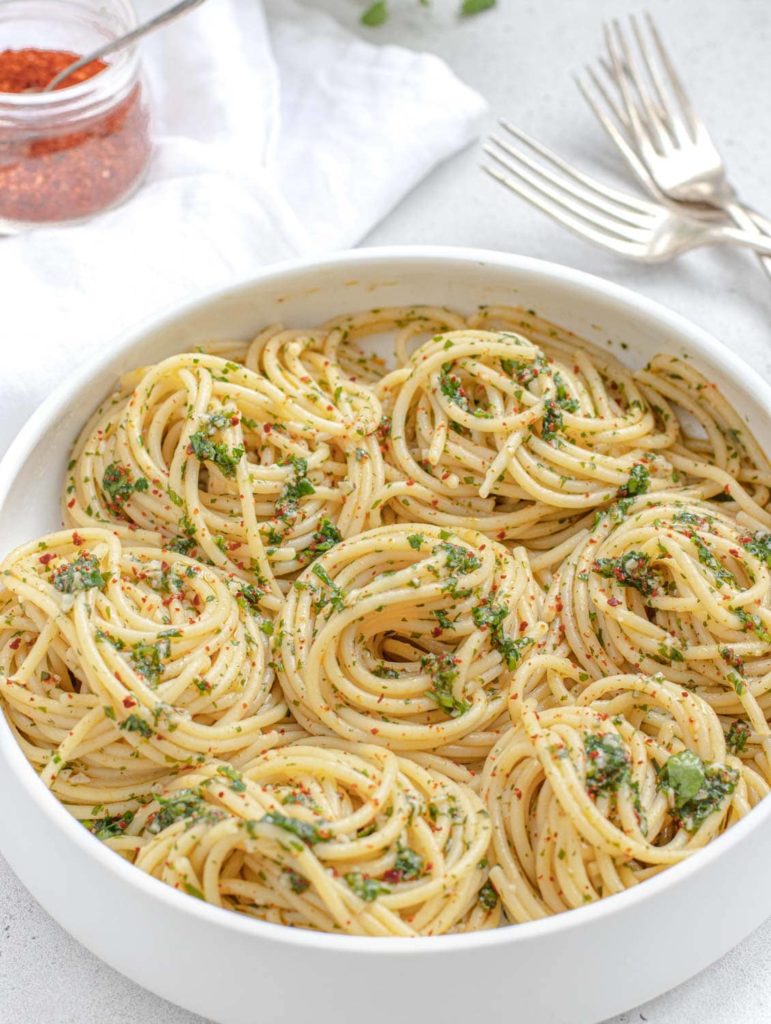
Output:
[64, 349, 384, 604]
[275, 522, 545, 756]
[119, 740, 494, 937]
[372, 328, 679, 544]
[551, 496, 771, 735]
[0, 528, 298, 802]
[483, 672, 768, 922]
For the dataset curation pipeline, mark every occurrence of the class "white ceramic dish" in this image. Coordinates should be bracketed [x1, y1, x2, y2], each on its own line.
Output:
[2, 247, 771, 1024]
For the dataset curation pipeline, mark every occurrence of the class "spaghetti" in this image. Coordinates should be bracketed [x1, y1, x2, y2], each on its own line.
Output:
[113, 741, 494, 936]
[0, 302, 769, 935]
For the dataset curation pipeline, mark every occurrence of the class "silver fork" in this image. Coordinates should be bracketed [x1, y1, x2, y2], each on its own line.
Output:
[482, 122, 771, 264]
[577, 13, 771, 276]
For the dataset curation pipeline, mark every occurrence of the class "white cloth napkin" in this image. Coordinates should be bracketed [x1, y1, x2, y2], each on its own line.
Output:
[0, 0, 485, 453]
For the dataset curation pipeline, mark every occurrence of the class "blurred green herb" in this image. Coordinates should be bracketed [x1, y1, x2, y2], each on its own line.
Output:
[361, 0, 496, 26]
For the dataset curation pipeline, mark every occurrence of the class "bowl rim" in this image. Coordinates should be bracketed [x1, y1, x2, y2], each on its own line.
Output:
[2, 243, 770, 956]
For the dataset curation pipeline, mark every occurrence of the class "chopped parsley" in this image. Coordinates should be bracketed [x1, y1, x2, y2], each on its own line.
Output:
[276, 455, 316, 520]
[118, 714, 153, 738]
[553, 372, 579, 412]
[592, 551, 661, 597]
[52, 554, 107, 595]
[312, 564, 346, 613]
[189, 432, 244, 478]
[148, 789, 217, 835]
[477, 881, 499, 910]
[584, 733, 630, 797]
[472, 602, 533, 668]
[499, 354, 544, 386]
[394, 846, 424, 880]
[432, 608, 455, 632]
[689, 533, 736, 587]
[618, 463, 650, 498]
[216, 764, 246, 792]
[421, 652, 469, 717]
[284, 869, 309, 894]
[374, 664, 399, 679]
[344, 873, 390, 902]
[540, 400, 563, 442]
[726, 719, 750, 755]
[743, 532, 771, 568]
[102, 463, 149, 514]
[734, 607, 771, 643]
[234, 582, 264, 616]
[168, 512, 197, 555]
[260, 811, 328, 846]
[305, 518, 342, 559]
[436, 540, 481, 575]
[438, 365, 469, 410]
[129, 637, 171, 684]
[86, 809, 135, 839]
[659, 749, 738, 833]
[407, 533, 425, 550]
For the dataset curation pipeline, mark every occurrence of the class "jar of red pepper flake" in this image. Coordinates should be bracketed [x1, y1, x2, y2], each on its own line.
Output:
[0, 0, 152, 231]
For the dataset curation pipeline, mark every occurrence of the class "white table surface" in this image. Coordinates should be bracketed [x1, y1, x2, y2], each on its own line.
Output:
[2, 0, 771, 1021]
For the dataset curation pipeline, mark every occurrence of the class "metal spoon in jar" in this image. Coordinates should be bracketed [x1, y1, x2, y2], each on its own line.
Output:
[40, 0, 209, 92]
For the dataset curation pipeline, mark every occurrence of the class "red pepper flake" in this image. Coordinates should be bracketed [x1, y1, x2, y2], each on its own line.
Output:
[71, 532, 85, 547]
[9, 638, 21, 650]
[122, 697, 136, 708]
[38, 552, 55, 565]
[0, 48, 151, 224]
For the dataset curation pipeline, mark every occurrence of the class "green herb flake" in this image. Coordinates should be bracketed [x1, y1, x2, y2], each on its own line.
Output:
[344, 873, 390, 902]
[119, 713, 152, 738]
[472, 603, 533, 668]
[52, 554, 107, 596]
[477, 880, 499, 910]
[592, 551, 661, 597]
[189, 432, 244, 478]
[361, 0, 388, 26]
[726, 719, 750, 755]
[260, 811, 328, 846]
[102, 462, 149, 514]
[659, 749, 738, 833]
[618, 463, 650, 498]
[584, 733, 629, 797]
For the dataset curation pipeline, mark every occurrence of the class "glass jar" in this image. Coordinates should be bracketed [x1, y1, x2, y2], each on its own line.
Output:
[0, 0, 152, 232]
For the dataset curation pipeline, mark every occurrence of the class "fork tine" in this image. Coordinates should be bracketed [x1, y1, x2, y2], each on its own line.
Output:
[603, 21, 658, 162]
[628, 14, 675, 133]
[480, 161, 644, 259]
[643, 11, 699, 139]
[488, 135, 651, 229]
[609, 18, 669, 154]
[606, 17, 667, 151]
[584, 63, 629, 133]
[498, 120, 656, 215]
[484, 139, 648, 242]
[575, 70, 664, 203]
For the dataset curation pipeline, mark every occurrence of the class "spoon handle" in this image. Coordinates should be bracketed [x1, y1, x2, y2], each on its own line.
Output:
[44, 0, 210, 92]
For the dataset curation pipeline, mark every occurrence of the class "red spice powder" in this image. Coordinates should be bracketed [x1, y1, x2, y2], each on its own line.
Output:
[0, 47, 151, 225]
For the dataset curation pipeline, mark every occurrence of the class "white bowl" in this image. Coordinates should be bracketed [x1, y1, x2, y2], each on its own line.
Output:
[2, 247, 770, 1024]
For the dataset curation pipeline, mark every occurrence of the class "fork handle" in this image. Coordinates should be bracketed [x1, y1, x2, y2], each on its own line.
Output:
[723, 200, 771, 280]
